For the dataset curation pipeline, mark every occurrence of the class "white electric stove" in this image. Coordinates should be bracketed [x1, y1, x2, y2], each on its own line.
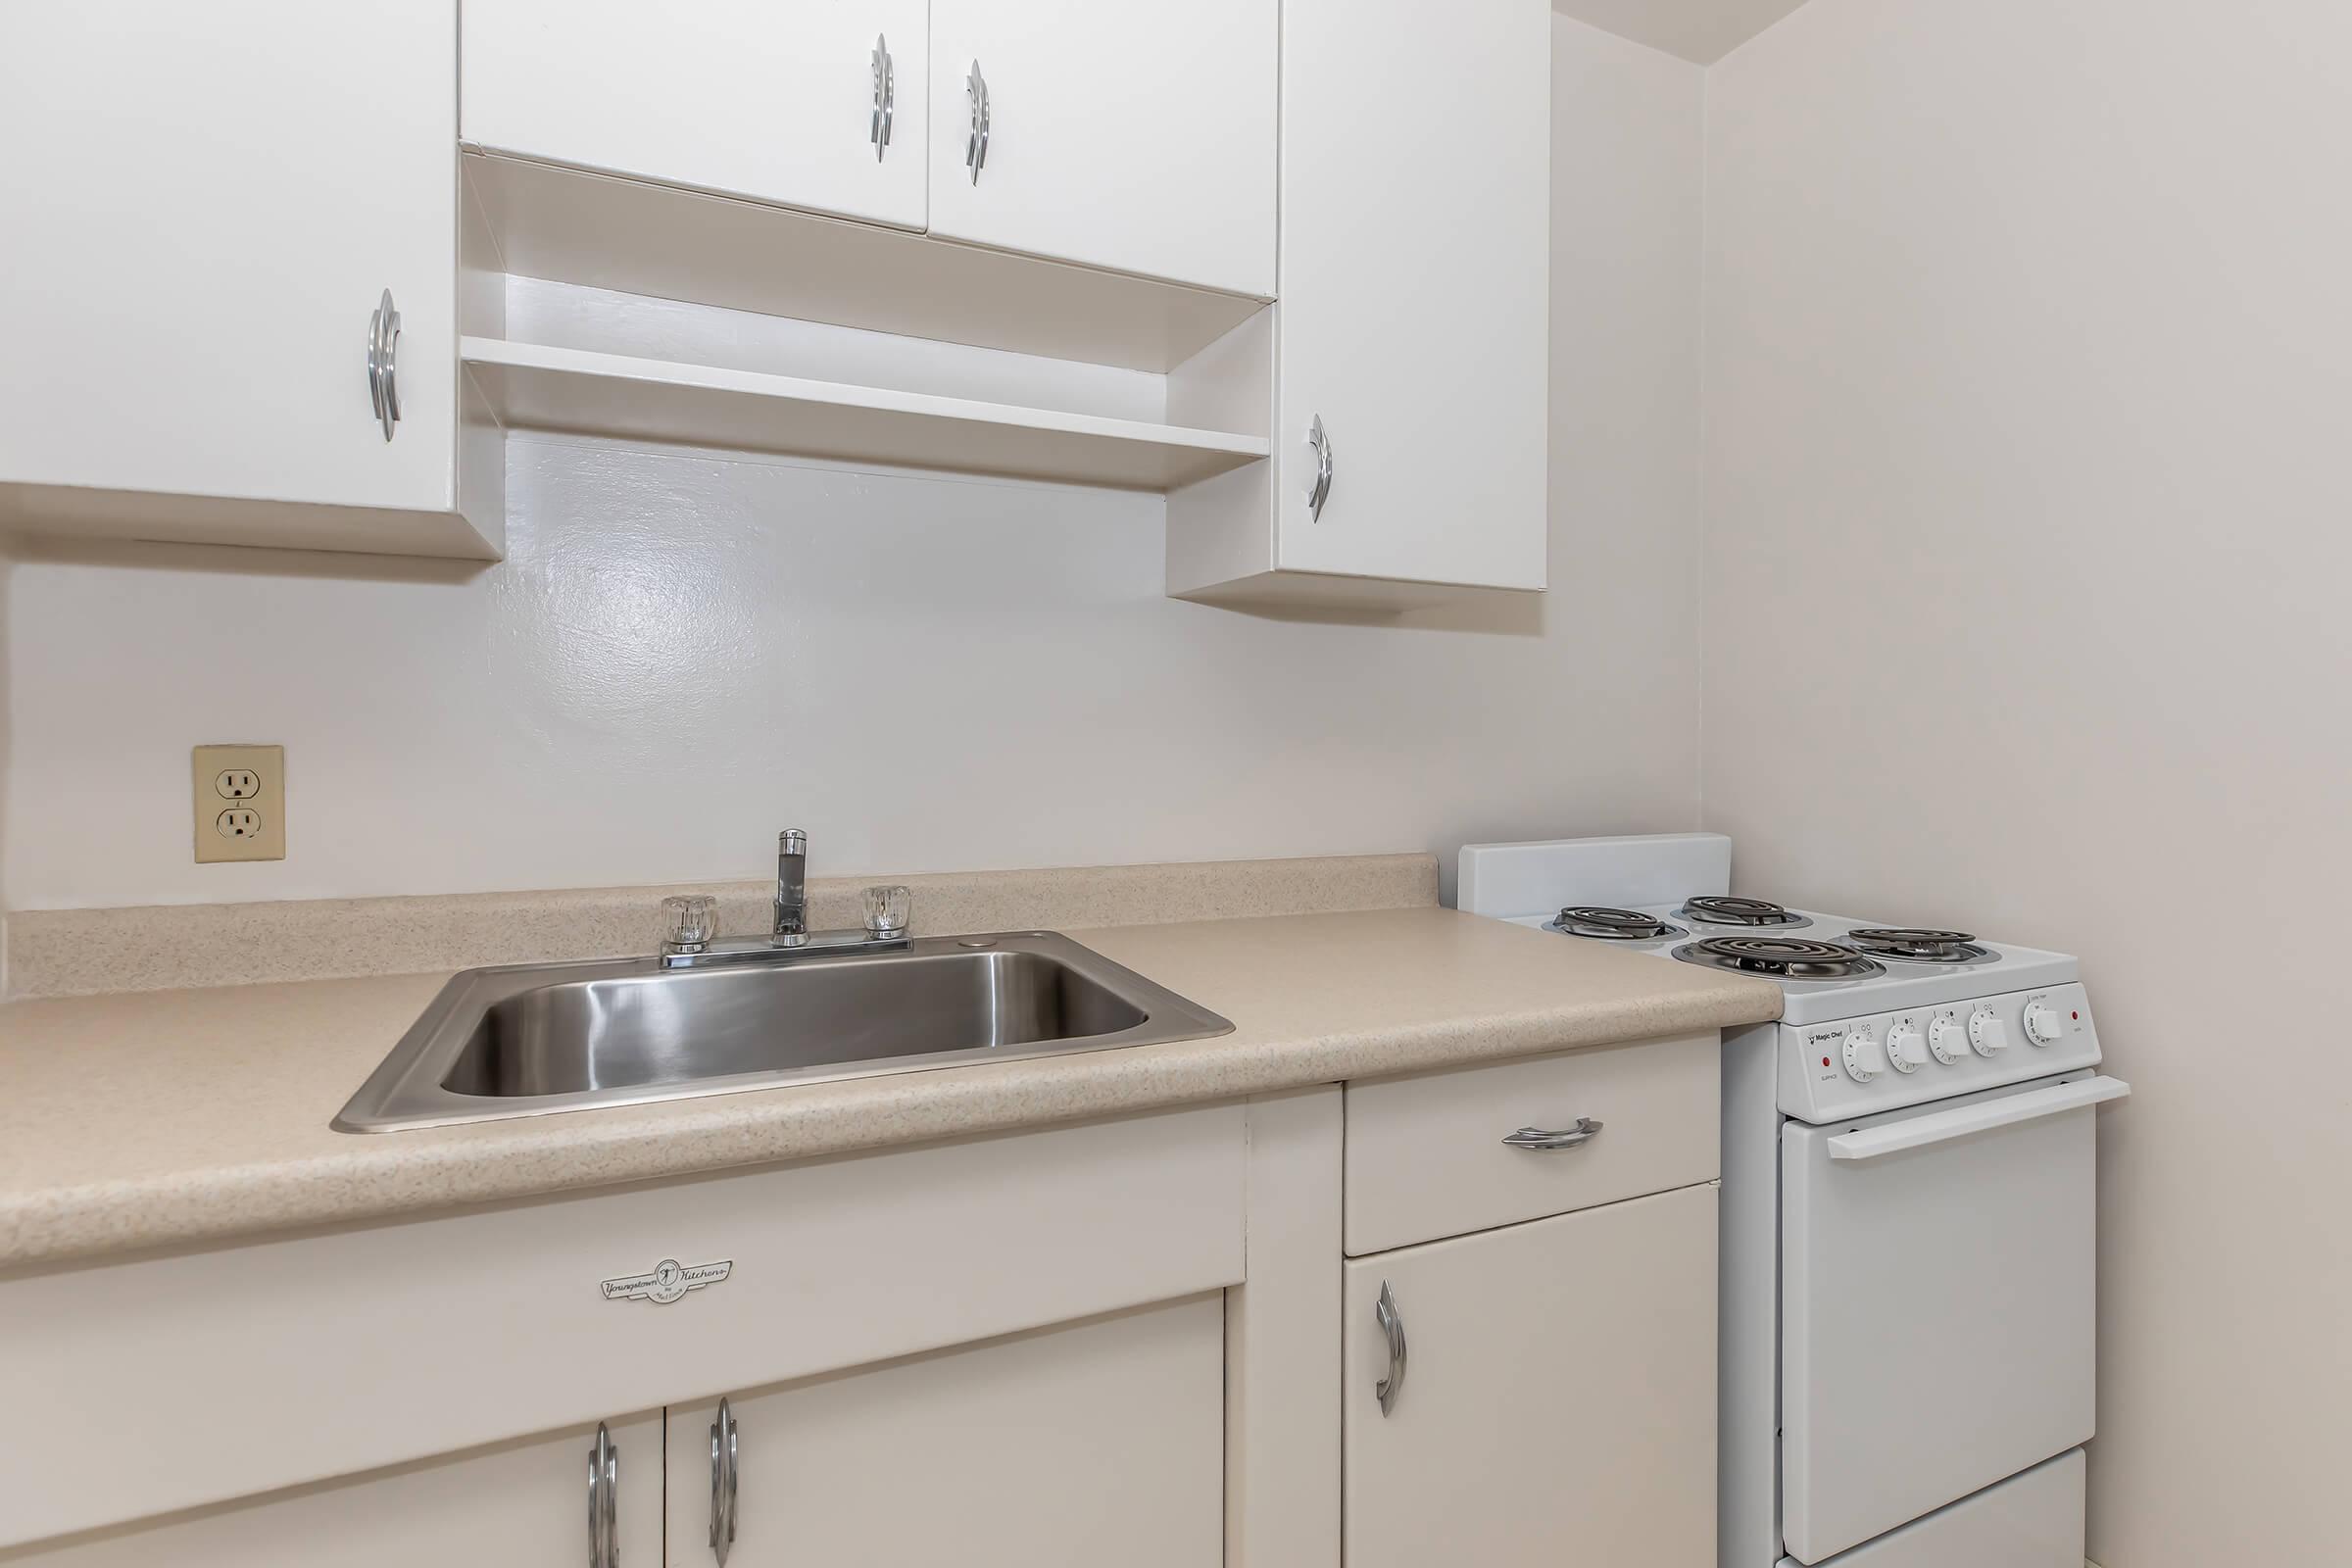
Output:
[1459, 832, 2129, 1568]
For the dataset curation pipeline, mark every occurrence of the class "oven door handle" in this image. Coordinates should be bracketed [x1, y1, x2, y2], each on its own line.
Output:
[1826, 1075, 2131, 1162]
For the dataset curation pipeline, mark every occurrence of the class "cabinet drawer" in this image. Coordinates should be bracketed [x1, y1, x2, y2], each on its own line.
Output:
[1344, 1032, 1718, 1254]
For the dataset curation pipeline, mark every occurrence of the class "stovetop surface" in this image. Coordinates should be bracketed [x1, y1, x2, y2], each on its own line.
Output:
[1462, 834, 2082, 1025]
[1507, 899, 2080, 1026]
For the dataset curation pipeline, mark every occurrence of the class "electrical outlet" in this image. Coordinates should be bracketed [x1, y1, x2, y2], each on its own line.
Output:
[193, 745, 285, 863]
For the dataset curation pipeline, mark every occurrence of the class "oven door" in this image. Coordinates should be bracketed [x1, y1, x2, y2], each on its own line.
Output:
[1780, 1070, 2127, 1564]
[1776, 1448, 2085, 1568]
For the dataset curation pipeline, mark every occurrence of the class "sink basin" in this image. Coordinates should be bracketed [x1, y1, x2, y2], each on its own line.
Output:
[335, 931, 1234, 1132]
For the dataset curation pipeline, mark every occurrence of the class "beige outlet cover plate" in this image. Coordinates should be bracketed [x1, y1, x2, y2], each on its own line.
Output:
[192, 744, 286, 863]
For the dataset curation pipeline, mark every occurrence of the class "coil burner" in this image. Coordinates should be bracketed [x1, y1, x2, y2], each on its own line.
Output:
[1678, 895, 1807, 930]
[1845, 927, 1993, 964]
[1545, 906, 1689, 942]
[1671, 935, 1885, 981]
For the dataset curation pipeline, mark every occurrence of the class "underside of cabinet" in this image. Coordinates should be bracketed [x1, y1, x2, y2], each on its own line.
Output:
[1169, 565, 1533, 614]
[465, 152, 1267, 375]
[0, 481, 504, 562]
[459, 155, 1279, 498]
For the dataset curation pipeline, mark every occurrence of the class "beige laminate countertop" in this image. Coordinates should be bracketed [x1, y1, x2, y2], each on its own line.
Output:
[0, 906, 1781, 1270]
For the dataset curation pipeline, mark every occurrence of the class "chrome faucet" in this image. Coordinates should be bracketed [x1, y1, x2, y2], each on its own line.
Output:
[774, 828, 808, 942]
[657, 829, 911, 970]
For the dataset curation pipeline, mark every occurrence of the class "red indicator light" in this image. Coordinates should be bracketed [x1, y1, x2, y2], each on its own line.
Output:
[2071, 1010, 2080, 1020]
[1822, 1055, 1832, 1067]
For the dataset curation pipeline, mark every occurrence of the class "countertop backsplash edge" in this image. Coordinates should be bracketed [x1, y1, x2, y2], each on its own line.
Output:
[4, 853, 1441, 1000]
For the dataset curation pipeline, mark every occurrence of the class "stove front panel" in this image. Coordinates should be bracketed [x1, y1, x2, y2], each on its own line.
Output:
[1779, 983, 2101, 1124]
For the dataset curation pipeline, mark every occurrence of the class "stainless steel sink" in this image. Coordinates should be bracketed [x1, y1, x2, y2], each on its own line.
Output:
[335, 931, 1234, 1132]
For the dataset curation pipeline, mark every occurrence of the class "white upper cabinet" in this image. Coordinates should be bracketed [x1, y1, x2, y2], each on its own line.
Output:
[1277, 0, 1550, 593]
[925, 0, 1277, 297]
[463, 0, 931, 231]
[0, 2, 494, 558]
[1165, 0, 1549, 608]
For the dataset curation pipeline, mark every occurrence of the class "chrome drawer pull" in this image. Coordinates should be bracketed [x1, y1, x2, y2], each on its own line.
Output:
[709, 1397, 739, 1565]
[869, 34, 894, 160]
[964, 60, 990, 183]
[366, 287, 401, 442]
[586, 1423, 619, 1568]
[1501, 1116, 1603, 1151]
[1303, 415, 1333, 519]
[1374, 1281, 1407, 1416]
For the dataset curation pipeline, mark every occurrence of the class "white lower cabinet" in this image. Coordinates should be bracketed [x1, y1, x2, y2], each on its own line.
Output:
[2, 1076, 1721, 1568]
[9, 1303, 1224, 1568]
[667, 1297, 1227, 1568]
[1342, 1183, 1719, 1568]
[9, 1411, 665, 1568]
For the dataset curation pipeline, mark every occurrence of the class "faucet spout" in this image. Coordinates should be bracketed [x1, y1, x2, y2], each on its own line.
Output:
[773, 828, 808, 942]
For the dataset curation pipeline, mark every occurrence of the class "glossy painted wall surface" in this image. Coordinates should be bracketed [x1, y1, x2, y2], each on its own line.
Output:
[0, 20, 1706, 913]
[1701, 2, 2352, 1561]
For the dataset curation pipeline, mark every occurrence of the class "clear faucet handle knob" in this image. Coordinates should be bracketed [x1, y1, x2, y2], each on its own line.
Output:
[862, 884, 911, 939]
[661, 894, 718, 954]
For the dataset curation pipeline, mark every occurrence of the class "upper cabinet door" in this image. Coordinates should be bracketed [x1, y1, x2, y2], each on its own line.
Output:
[0, 2, 457, 515]
[464, 0, 931, 230]
[1273, 0, 1550, 591]
[925, 0, 1276, 297]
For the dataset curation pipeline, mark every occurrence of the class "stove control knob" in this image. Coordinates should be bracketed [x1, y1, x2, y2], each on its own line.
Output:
[1886, 1022, 1931, 1073]
[1929, 1015, 1969, 1065]
[2023, 1000, 2067, 1047]
[1967, 1007, 2010, 1056]
[1841, 1026, 1888, 1083]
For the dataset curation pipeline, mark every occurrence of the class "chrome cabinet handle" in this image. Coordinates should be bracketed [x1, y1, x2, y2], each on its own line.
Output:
[1374, 1281, 1407, 1417]
[709, 1397, 739, 1566]
[869, 35, 894, 161]
[1303, 415, 1333, 520]
[365, 287, 401, 442]
[586, 1423, 619, 1568]
[1502, 1116, 1604, 1151]
[965, 60, 990, 184]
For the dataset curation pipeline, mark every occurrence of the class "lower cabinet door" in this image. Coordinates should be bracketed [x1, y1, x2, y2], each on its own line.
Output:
[1343, 1184, 1718, 1568]
[9, 1410, 664, 1568]
[667, 1295, 1225, 1568]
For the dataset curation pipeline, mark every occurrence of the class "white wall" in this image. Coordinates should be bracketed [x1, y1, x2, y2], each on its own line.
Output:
[1701, 2, 2352, 1562]
[1551, 0, 1809, 65]
[0, 20, 1706, 914]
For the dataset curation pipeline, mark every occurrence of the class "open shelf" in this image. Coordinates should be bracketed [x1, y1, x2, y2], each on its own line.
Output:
[465, 152, 1269, 375]
[462, 338, 1271, 492]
